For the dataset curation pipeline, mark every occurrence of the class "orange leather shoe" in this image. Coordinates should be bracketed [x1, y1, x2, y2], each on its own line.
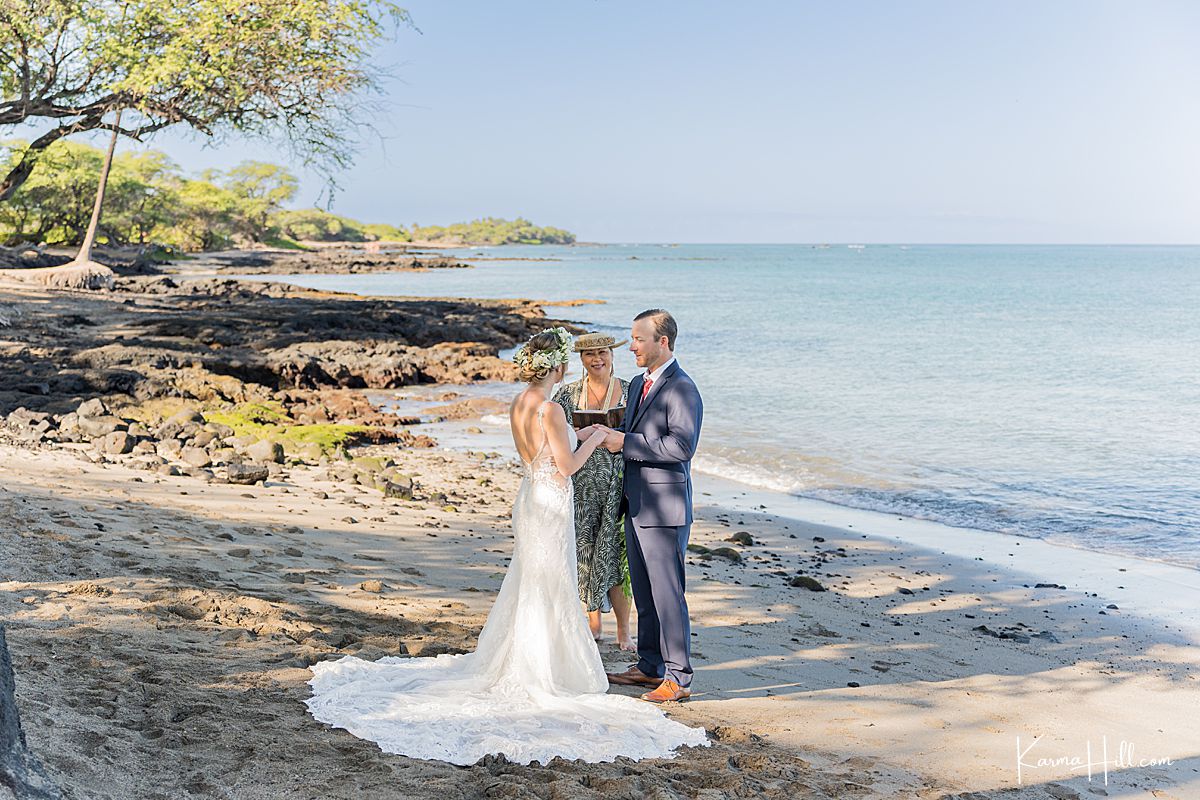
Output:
[640, 680, 691, 703]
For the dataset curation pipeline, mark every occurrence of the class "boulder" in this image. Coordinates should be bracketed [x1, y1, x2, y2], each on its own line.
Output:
[246, 439, 283, 464]
[167, 408, 204, 425]
[227, 463, 269, 485]
[56, 412, 80, 439]
[180, 447, 212, 468]
[382, 478, 415, 500]
[191, 429, 218, 448]
[76, 398, 107, 417]
[207, 422, 235, 438]
[101, 431, 134, 455]
[155, 438, 183, 459]
[77, 415, 127, 438]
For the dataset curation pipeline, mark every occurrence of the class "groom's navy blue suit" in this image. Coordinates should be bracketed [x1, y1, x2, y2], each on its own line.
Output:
[620, 359, 703, 688]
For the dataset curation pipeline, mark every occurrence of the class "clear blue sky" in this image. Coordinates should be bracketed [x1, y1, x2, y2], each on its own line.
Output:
[138, 1, 1200, 243]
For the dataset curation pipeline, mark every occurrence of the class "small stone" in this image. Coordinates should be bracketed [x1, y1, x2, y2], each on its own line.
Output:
[228, 548, 251, 558]
[359, 580, 384, 593]
[282, 573, 306, 584]
[788, 575, 826, 592]
[725, 531, 755, 546]
[709, 547, 742, 563]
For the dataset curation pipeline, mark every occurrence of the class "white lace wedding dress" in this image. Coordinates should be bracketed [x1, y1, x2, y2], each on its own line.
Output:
[306, 406, 709, 765]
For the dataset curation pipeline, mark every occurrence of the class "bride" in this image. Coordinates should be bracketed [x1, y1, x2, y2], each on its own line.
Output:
[306, 327, 709, 765]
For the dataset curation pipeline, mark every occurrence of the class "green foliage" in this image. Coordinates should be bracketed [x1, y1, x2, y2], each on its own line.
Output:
[213, 162, 299, 242]
[272, 208, 370, 242]
[410, 216, 575, 245]
[0, 140, 102, 245]
[0, 139, 575, 249]
[0, 139, 291, 249]
[360, 221, 411, 242]
[0, 0, 410, 198]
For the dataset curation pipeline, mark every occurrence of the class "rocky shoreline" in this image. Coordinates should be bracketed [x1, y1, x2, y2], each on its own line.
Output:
[0, 243, 471, 277]
[0, 269, 578, 499]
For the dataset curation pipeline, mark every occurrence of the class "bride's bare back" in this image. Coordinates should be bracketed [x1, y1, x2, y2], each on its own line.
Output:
[510, 388, 609, 478]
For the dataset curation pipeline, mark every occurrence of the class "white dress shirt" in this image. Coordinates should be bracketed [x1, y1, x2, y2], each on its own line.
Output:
[642, 356, 676, 395]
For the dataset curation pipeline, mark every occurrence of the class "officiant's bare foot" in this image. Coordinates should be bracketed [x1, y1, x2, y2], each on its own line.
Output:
[616, 634, 636, 651]
[587, 608, 603, 640]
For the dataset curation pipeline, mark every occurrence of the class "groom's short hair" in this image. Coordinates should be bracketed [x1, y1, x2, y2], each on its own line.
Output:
[635, 309, 677, 350]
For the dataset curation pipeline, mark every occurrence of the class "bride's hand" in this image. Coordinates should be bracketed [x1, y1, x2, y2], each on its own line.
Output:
[588, 425, 611, 443]
[575, 424, 598, 438]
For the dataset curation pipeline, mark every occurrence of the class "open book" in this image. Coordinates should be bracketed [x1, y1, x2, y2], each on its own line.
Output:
[572, 406, 625, 429]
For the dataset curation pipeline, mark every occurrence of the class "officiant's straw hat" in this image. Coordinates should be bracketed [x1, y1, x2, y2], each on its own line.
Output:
[573, 332, 628, 352]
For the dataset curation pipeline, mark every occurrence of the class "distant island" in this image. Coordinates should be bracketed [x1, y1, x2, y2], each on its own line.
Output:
[0, 140, 575, 251]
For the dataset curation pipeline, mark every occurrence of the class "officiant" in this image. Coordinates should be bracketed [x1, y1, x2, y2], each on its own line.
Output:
[554, 332, 635, 650]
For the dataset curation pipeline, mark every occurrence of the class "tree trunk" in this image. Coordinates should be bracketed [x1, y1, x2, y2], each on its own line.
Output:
[75, 108, 122, 265]
[0, 626, 63, 800]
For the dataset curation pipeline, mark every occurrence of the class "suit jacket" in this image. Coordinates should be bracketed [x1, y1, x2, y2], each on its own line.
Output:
[620, 360, 703, 528]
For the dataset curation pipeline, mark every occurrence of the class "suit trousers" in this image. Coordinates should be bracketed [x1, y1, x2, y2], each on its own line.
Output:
[624, 516, 693, 688]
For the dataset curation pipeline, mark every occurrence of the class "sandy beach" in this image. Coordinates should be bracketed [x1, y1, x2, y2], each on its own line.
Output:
[1, 266, 1197, 799]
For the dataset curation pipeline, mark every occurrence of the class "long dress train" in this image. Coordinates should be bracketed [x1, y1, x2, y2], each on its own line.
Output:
[305, 407, 708, 765]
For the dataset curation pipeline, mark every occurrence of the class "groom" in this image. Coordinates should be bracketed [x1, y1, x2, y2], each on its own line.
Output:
[602, 309, 703, 703]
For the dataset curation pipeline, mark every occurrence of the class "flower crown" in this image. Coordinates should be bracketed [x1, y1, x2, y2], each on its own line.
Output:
[513, 326, 573, 375]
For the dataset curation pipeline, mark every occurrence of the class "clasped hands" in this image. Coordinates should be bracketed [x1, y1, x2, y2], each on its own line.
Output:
[575, 424, 626, 453]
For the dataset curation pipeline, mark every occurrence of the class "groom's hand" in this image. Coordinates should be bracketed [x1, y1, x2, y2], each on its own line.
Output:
[602, 431, 625, 453]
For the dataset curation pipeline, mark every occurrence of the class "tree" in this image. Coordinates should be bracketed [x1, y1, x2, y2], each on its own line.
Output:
[105, 149, 182, 246]
[0, 0, 408, 200]
[170, 179, 240, 251]
[214, 161, 299, 243]
[0, 139, 102, 246]
[62, 106, 123, 289]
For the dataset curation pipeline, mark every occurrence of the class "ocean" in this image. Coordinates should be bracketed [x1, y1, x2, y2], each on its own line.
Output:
[244, 243, 1200, 569]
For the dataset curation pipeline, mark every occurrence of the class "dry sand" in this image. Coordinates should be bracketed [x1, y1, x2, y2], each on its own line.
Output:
[1, 434, 1197, 799]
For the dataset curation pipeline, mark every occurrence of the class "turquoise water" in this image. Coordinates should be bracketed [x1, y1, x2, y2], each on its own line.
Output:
[246, 244, 1200, 568]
